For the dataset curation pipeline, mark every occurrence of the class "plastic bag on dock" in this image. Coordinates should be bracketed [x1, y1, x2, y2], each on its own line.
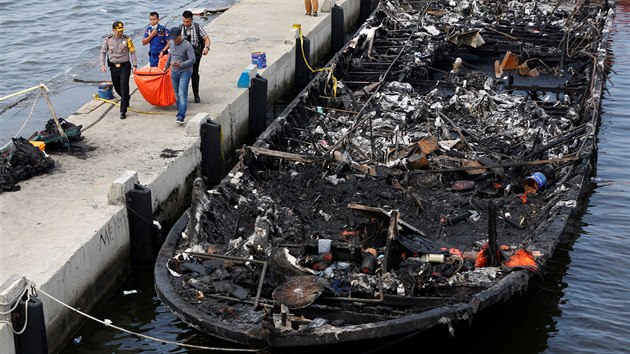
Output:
[0, 160, 19, 192]
[9, 137, 54, 180]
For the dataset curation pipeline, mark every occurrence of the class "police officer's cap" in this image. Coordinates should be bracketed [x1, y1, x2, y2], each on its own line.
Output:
[112, 21, 125, 32]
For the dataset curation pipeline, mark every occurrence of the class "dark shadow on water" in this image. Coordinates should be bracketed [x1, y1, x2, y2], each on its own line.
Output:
[61, 269, 246, 354]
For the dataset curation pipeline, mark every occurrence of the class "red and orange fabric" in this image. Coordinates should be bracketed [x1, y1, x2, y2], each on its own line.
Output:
[133, 55, 175, 106]
[504, 249, 538, 271]
[475, 244, 539, 272]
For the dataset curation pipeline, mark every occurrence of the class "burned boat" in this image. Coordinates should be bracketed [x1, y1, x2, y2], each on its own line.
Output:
[156, 0, 613, 348]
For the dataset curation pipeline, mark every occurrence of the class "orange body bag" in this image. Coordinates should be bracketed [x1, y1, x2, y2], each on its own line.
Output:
[133, 55, 175, 106]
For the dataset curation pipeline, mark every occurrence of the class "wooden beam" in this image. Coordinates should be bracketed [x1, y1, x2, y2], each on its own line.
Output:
[383, 210, 399, 273]
[347, 203, 425, 236]
[247, 146, 319, 163]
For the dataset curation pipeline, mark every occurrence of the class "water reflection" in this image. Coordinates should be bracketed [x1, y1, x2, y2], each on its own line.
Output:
[62, 271, 238, 353]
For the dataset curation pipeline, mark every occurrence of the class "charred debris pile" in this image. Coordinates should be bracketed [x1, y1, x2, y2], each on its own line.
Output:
[167, 0, 610, 332]
[0, 118, 83, 192]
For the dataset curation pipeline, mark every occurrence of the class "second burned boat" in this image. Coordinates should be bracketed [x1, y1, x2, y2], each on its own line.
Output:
[155, 0, 613, 348]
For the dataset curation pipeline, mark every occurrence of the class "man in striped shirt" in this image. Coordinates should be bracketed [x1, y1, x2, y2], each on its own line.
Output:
[180, 10, 211, 103]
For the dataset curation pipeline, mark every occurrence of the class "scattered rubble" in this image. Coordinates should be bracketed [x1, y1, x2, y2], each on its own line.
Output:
[159, 0, 612, 346]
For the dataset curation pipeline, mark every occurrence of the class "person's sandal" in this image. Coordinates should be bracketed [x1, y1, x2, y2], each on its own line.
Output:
[312, 12, 318, 16]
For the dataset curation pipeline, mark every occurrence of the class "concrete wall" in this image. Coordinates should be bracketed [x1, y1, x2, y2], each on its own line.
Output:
[0, 2, 366, 352]
[148, 142, 202, 224]
[0, 324, 14, 354]
[42, 208, 130, 351]
[28, 142, 202, 351]
[215, 90, 251, 170]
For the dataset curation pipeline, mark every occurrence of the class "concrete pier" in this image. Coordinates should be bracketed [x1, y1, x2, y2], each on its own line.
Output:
[0, 0, 363, 351]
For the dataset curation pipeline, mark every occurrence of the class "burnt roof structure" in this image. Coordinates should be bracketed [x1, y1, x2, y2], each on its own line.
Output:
[155, 0, 613, 348]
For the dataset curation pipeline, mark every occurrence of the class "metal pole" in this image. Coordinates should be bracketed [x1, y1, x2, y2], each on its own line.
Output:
[39, 84, 69, 143]
[0, 84, 44, 102]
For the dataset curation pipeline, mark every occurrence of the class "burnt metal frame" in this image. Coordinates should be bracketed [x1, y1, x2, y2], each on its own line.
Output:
[189, 252, 268, 309]
[155, 0, 613, 348]
[322, 268, 384, 304]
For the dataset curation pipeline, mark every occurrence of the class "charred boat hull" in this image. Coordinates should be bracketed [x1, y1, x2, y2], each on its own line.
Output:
[156, 0, 613, 348]
[156, 212, 474, 347]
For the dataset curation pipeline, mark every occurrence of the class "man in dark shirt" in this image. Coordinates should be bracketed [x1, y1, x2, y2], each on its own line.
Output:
[180, 10, 211, 103]
[164, 27, 195, 124]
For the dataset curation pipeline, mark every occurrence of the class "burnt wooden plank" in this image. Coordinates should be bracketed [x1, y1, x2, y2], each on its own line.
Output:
[294, 304, 398, 324]
[503, 84, 585, 94]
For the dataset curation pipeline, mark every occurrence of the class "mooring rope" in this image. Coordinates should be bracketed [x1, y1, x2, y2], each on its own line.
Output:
[0, 288, 31, 335]
[0, 89, 42, 151]
[123, 200, 158, 228]
[35, 286, 263, 352]
[79, 96, 116, 133]
[92, 95, 173, 116]
[295, 23, 339, 96]
[82, 87, 174, 133]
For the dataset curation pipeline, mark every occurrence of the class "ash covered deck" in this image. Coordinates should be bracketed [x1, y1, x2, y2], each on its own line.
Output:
[159, 0, 612, 347]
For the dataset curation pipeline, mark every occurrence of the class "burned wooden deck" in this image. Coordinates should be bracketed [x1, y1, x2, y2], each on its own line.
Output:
[155, 0, 613, 348]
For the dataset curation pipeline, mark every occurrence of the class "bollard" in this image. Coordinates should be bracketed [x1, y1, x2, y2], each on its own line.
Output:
[13, 296, 48, 354]
[249, 74, 268, 143]
[295, 36, 311, 92]
[360, 0, 372, 23]
[126, 183, 155, 269]
[331, 5, 345, 54]
[200, 120, 222, 187]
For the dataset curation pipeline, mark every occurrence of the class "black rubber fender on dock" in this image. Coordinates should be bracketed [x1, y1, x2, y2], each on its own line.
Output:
[295, 36, 312, 92]
[200, 120, 223, 187]
[13, 295, 48, 354]
[360, 0, 372, 23]
[249, 74, 268, 143]
[126, 183, 155, 269]
[331, 5, 345, 54]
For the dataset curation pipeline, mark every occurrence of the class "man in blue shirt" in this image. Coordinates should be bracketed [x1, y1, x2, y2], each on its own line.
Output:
[142, 12, 170, 67]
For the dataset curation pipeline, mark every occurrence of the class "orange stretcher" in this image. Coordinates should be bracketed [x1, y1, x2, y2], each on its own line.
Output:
[133, 55, 175, 106]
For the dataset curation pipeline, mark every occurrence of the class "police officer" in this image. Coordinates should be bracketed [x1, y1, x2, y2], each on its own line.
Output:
[142, 12, 170, 67]
[100, 21, 137, 119]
